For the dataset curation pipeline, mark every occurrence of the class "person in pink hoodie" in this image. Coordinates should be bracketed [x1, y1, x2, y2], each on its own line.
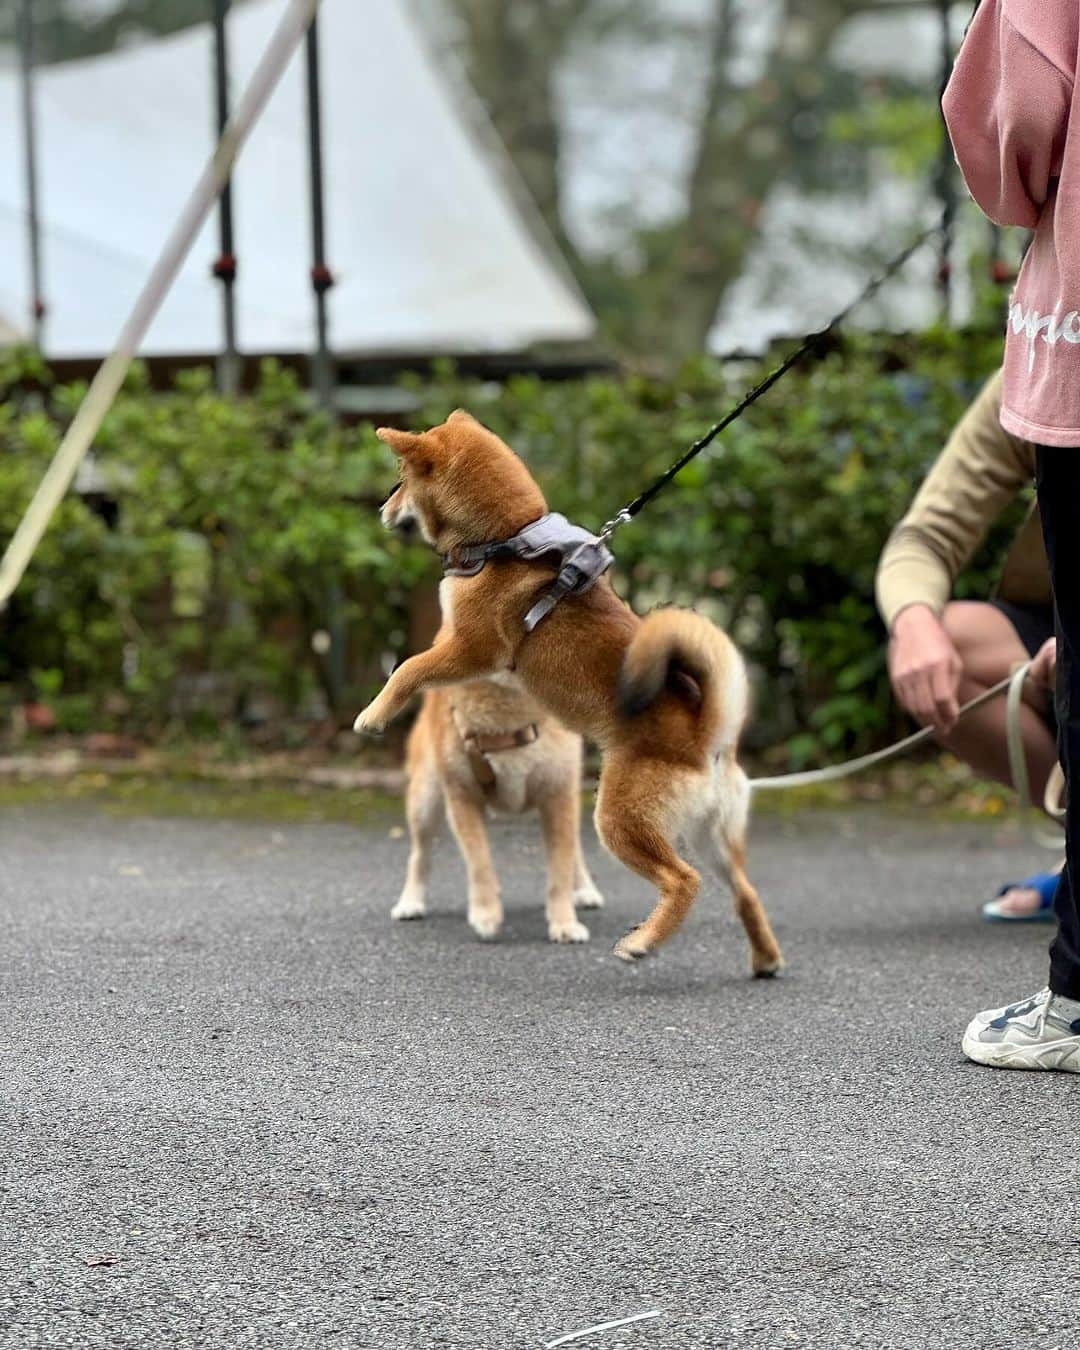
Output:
[944, 0, 1080, 1072]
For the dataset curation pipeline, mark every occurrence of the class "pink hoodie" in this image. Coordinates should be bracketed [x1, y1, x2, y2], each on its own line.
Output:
[943, 0, 1080, 447]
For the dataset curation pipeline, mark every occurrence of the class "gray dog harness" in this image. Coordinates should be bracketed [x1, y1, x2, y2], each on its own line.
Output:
[442, 512, 614, 632]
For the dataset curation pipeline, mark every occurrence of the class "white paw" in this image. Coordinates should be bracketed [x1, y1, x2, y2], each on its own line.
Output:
[548, 917, 590, 944]
[574, 885, 604, 910]
[391, 893, 427, 921]
[468, 909, 502, 941]
[352, 705, 385, 736]
[612, 928, 653, 962]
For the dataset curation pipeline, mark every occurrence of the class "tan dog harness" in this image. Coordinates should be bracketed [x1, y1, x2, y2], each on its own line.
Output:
[442, 512, 614, 632]
[456, 721, 540, 794]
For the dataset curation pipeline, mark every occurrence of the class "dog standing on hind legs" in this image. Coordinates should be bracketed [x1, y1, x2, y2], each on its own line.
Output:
[393, 679, 604, 943]
[356, 410, 783, 975]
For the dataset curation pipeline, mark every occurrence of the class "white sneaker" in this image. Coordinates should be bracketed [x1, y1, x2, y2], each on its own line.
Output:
[962, 987, 1080, 1072]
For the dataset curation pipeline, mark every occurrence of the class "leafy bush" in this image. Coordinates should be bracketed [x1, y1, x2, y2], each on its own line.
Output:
[0, 328, 1017, 762]
[0, 353, 429, 734]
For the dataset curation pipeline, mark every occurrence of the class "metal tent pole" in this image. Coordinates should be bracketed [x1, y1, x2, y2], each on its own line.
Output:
[303, 13, 345, 708]
[17, 0, 45, 348]
[212, 0, 240, 394]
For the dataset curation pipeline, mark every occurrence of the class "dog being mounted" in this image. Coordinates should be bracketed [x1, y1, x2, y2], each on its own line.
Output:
[355, 410, 783, 975]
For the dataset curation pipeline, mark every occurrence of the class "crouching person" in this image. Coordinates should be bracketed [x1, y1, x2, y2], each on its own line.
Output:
[876, 370, 1060, 920]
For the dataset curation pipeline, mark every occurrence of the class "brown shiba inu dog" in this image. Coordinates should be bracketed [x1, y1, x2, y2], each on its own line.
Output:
[356, 411, 783, 974]
[395, 680, 604, 943]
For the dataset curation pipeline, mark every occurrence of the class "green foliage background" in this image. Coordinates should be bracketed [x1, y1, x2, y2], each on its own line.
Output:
[0, 351, 429, 738]
[0, 330, 1016, 763]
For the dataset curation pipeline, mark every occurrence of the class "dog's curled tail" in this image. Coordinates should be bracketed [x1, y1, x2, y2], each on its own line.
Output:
[617, 607, 745, 733]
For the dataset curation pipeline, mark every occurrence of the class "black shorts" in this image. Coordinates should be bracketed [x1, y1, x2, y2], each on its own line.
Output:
[990, 598, 1055, 657]
[989, 598, 1056, 726]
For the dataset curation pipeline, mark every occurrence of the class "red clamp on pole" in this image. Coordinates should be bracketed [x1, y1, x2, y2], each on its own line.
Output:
[936, 258, 952, 285]
[32, 298, 46, 320]
[310, 263, 334, 294]
[990, 259, 1017, 285]
[212, 252, 237, 282]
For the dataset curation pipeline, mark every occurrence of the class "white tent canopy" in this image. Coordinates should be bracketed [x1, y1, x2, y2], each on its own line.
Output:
[0, 0, 595, 359]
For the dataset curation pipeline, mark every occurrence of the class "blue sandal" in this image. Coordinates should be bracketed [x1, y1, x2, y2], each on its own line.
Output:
[981, 870, 1060, 923]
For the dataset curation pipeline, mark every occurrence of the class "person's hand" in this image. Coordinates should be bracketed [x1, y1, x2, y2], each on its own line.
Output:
[1028, 635, 1057, 691]
[888, 604, 963, 732]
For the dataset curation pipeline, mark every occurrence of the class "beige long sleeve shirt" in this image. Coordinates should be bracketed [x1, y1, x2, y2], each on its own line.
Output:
[875, 371, 1050, 632]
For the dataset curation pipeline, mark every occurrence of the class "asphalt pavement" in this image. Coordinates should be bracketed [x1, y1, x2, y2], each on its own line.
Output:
[2, 801, 1077, 1349]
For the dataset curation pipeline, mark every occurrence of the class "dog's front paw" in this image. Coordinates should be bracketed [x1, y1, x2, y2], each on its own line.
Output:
[613, 927, 654, 963]
[391, 893, 427, 921]
[468, 907, 503, 941]
[548, 917, 590, 944]
[353, 704, 387, 737]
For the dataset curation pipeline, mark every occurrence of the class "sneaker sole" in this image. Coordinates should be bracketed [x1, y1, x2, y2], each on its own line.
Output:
[980, 910, 1056, 924]
[962, 1032, 1080, 1073]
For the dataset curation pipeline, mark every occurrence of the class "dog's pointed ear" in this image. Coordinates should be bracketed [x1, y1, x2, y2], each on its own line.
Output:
[376, 426, 423, 457]
[447, 408, 478, 426]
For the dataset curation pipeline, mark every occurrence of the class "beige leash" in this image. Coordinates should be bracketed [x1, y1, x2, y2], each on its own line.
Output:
[0, 0, 322, 613]
[752, 661, 1064, 843]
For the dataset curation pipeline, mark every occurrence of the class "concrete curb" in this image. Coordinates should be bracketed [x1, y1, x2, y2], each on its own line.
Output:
[0, 751, 406, 793]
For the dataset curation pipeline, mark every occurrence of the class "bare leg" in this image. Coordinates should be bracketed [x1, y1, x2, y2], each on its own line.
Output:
[444, 785, 503, 940]
[939, 602, 1058, 797]
[538, 790, 590, 943]
[941, 602, 1062, 915]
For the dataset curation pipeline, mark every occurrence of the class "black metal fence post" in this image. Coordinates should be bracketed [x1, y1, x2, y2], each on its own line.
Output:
[936, 0, 957, 318]
[303, 13, 345, 709]
[17, 0, 45, 349]
[304, 15, 335, 411]
[212, 0, 240, 394]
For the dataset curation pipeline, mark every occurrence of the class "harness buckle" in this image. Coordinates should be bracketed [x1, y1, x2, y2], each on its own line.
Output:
[523, 540, 612, 632]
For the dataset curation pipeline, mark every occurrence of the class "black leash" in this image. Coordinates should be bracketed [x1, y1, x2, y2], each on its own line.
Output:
[596, 223, 940, 542]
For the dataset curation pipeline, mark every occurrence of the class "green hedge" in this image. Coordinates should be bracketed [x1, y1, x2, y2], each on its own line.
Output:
[0, 351, 430, 737]
[0, 329, 1018, 761]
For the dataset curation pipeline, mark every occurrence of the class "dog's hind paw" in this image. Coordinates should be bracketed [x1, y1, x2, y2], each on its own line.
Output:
[548, 917, 590, 944]
[751, 944, 784, 978]
[613, 928, 653, 963]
